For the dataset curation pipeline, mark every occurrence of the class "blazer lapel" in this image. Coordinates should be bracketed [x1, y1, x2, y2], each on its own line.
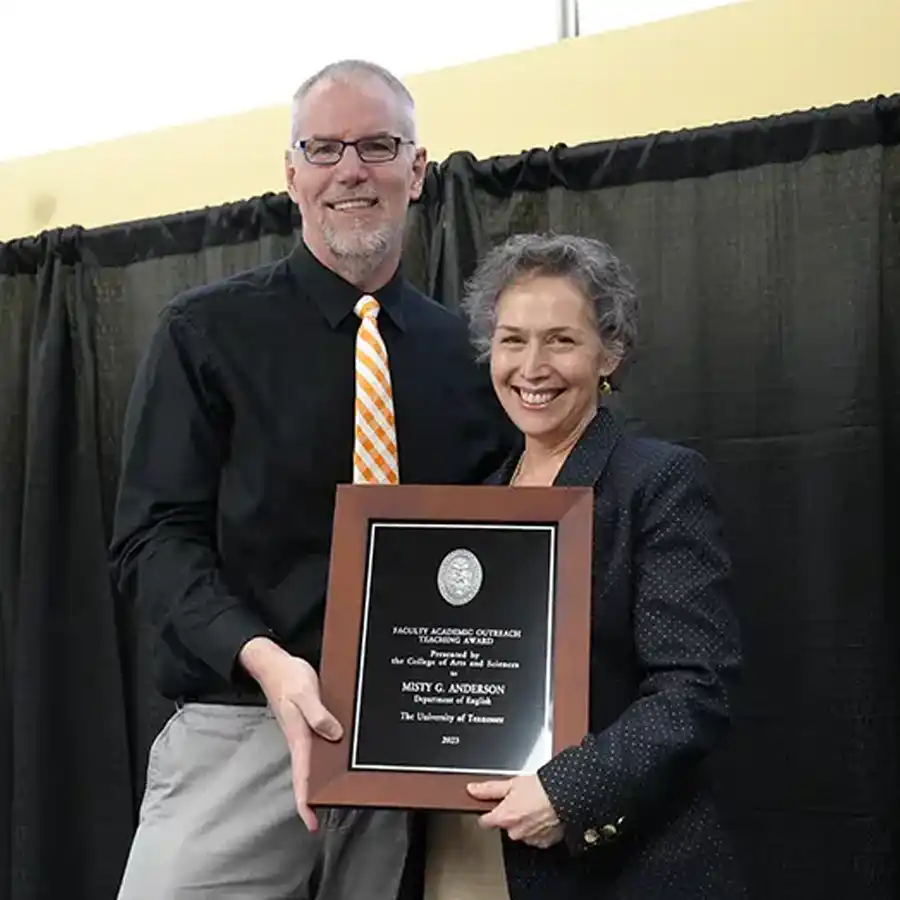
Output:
[484, 405, 623, 487]
[483, 436, 524, 485]
[553, 405, 624, 488]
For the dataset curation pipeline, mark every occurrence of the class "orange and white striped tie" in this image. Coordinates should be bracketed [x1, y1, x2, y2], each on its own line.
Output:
[353, 296, 399, 484]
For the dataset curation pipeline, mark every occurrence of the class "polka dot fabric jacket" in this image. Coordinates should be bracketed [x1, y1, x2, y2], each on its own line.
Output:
[486, 406, 748, 900]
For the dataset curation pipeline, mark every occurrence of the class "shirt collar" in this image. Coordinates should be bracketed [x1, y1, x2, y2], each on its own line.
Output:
[287, 239, 406, 331]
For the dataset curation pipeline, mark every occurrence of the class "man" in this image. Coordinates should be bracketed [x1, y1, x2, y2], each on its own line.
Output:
[110, 59, 512, 899]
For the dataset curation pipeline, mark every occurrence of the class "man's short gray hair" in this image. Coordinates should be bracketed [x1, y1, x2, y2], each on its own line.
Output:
[461, 233, 638, 362]
[290, 59, 417, 145]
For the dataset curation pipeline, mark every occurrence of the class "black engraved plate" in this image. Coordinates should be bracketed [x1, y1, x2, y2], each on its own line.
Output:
[350, 522, 556, 775]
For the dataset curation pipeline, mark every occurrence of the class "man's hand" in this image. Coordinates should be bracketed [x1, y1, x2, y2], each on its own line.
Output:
[239, 638, 342, 831]
[467, 775, 564, 849]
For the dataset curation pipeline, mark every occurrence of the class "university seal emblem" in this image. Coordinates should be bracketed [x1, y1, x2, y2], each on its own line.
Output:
[436, 548, 483, 607]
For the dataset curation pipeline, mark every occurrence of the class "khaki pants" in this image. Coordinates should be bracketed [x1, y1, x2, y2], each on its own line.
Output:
[117, 703, 411, 899]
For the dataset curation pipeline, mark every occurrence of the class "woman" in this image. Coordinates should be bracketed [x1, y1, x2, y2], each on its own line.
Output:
[424, 233, 747, 899]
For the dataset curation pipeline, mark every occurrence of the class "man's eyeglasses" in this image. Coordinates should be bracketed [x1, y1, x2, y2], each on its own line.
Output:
[292, 135, 415, 166]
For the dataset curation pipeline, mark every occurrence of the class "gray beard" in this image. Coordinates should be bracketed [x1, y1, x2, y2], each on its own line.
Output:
[322, 221, 400, 285]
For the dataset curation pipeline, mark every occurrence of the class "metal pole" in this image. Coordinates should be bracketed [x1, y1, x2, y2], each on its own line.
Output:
[557, 0, 580, 40]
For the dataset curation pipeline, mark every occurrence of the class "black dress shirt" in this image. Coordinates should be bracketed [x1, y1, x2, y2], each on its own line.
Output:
[109, 241, 514, 702]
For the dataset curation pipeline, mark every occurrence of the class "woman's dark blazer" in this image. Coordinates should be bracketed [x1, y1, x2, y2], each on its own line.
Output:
[488, 405, 748, 900]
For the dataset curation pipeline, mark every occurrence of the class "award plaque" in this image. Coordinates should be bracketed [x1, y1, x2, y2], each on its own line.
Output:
[308, 484, 593, 812]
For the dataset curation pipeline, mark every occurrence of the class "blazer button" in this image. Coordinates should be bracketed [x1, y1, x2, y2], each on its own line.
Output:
[601, 823, 618, 840]
[583, 828, 600, 845]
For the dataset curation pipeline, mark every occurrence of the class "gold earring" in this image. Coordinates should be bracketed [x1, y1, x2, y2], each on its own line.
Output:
[599, 377, 612, 395]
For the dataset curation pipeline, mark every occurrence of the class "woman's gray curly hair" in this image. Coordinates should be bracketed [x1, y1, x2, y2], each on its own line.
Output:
[460, 233, 638, 363]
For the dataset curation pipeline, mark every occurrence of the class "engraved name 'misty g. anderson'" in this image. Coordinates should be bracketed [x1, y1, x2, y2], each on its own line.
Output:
[400, 681, 506, 695]
[437, 548, 483, 606]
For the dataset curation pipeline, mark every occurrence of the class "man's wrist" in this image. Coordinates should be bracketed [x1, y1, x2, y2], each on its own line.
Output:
[238, 636, 290, 685]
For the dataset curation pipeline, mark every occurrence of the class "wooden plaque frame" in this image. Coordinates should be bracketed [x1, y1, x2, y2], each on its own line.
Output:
[308, 483, 593, 812]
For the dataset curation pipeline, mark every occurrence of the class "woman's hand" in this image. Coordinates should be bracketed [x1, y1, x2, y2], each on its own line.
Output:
[467, 775, 565, 849]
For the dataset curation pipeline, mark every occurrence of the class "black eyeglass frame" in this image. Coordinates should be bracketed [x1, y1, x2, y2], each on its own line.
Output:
[291, 135, 417, 166]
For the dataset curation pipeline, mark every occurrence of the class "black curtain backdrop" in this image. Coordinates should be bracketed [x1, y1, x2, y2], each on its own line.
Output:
[2, 94, 898, 900]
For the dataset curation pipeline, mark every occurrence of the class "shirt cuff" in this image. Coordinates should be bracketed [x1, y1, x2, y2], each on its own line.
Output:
[200, 604, 277, 684]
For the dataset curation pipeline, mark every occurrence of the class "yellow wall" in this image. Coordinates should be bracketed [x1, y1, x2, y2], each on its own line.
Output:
[1, 0, 898, 242]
